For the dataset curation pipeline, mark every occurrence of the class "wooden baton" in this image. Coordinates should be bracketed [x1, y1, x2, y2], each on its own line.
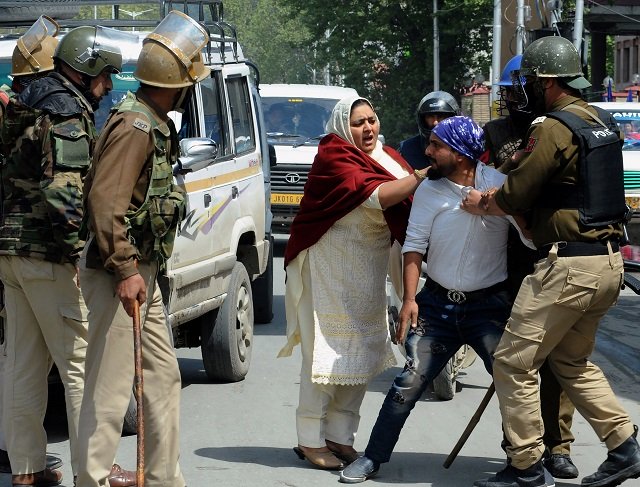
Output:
[443, 382, 495, 468]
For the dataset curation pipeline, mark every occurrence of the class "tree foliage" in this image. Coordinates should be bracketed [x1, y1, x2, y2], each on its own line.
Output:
[223, 0, 314, 84]
[75, 0, 493, 145]
[276, 0, 493, 145]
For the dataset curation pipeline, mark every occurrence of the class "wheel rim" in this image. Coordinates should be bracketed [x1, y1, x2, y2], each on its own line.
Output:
[235, 283, 252, 361]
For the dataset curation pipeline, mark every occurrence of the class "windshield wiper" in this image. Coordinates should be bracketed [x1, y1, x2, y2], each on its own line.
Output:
[292, 133, 327, 148]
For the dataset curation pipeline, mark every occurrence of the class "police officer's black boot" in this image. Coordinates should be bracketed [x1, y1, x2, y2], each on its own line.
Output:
[581, 433, 640, 487]
[474, 458, 550, 487]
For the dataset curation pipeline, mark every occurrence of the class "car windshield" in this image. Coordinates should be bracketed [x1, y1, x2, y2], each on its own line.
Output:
[605, 108, 640, 151]
[262, 96, 338, 145]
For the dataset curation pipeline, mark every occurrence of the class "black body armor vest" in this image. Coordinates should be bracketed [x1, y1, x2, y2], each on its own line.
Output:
[541, 107, 627, 227]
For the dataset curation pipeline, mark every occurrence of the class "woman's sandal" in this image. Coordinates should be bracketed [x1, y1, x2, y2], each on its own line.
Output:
[325, 440, 360, 464]
[293, 445, 345, 470]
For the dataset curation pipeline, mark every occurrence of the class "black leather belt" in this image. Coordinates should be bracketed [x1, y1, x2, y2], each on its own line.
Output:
[424, 277, 507, 304]
[537, 240, 619, 259]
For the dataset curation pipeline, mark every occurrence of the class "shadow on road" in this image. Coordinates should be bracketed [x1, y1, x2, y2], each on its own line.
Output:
[192, 445, 522, 485]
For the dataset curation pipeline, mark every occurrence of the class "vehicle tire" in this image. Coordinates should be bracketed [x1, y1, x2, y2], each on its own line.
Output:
[122, 390, 137, 436]
[201, 262, 253, 382]
[0, 1, 79, 22]
[252, 235, 274, 324]
[433, 358, 456, 401]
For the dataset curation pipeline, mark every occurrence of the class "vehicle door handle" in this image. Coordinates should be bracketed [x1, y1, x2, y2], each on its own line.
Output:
[232, 186, 239, 198]
[204, 194, 212, 207]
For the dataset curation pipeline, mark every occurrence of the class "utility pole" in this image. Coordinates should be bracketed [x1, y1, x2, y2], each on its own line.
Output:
[573, 0, 584, 53]
[433, 0, 440, 91]
[516, 0, 525, 55]
[491, 0, 502, 107]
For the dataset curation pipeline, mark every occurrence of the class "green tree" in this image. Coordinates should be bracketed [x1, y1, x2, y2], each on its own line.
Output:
[279, 0, 493, 145]
[223, 0, 314, 84]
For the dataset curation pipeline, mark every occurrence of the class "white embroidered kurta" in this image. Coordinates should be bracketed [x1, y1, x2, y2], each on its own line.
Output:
[279, 204, 397, 385]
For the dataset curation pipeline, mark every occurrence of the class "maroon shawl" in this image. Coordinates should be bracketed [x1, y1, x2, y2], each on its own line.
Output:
[284, 133, 413, 267]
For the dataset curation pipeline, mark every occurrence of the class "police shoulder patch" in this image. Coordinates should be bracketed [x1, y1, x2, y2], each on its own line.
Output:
[524, 136, 538, 152]
[531, 116, 547, 125]
[132, 117, 151, 133]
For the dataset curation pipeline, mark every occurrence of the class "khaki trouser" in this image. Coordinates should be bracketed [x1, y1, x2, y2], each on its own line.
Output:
[0, 256, 88, 475]
[494, 243, 635, 469]
[539, 360, 575, 455]
[76, 261, 184, 487]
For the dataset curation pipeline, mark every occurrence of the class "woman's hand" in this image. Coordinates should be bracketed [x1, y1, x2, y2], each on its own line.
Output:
[396, 299, 419, 344]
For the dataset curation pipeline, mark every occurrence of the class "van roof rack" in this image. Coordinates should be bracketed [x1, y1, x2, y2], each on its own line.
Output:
[0, 0, 240, 64]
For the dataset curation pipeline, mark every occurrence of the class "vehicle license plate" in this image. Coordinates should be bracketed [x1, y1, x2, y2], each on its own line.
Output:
[626, 196, 640, 211]
[271, 193, 303, 205]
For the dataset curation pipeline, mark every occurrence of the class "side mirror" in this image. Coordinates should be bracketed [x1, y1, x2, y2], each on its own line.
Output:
[174, 138, 218, 175]
[268, 143, 277, 167]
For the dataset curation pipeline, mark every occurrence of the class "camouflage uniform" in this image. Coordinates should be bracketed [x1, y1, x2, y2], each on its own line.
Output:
[0, 72, 92, 476]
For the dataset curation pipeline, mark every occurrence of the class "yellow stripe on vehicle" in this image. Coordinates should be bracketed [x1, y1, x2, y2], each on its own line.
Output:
[182, 165, 261, 193]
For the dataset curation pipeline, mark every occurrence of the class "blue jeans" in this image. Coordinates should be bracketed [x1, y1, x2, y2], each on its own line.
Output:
[364, 285, 511, 463]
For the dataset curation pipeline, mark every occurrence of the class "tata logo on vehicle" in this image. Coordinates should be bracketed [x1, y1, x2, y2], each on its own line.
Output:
[285, 173, 301, 184]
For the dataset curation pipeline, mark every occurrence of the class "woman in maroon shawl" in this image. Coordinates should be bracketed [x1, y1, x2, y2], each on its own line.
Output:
[278, 96, 429, 470]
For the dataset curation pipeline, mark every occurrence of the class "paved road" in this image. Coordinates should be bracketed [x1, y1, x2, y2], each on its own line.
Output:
[2, 235, 639, 487]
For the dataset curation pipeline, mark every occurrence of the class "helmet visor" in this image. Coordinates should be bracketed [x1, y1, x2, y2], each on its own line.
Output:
[94, 26, 140, 66]
[17, 15, 59, 70]
[19, 15, 59, 54]
[511, 70, 529, 111]
[146, 10, 209, 82]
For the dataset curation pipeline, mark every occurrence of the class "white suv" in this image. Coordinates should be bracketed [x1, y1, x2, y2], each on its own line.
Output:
[260, 83, 358, 232]
[0, 1, 273, 388]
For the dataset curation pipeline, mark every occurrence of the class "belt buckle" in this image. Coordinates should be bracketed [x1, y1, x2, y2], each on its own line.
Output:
[447, 289, 466, 304]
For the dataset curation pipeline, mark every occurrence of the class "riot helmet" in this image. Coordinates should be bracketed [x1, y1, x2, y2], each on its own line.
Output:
[496, 55, 522, 87]
[495, 54, 534, 131]
[54, 26, 125, 77]
[416, 91, 459, 140]
[12, 16, 59, 77]
[134, 10, 211, 88]
[511, 36, 589, 118]
[519, 36, 590, 89]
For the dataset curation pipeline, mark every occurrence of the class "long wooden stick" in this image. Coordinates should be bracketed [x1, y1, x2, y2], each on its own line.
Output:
[443, 382, 495, 468]
[133, 300, 145, 487]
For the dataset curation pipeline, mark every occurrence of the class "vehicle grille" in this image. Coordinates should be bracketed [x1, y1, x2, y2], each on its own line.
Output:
[625, 171, 640, 190]
[271, 164, 309, 192]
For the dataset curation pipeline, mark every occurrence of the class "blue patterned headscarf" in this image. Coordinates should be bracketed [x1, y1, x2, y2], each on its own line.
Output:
[432, 116, 485, 161]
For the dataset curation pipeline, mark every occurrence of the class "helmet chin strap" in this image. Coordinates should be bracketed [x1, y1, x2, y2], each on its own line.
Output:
[172, 86, 191, 113]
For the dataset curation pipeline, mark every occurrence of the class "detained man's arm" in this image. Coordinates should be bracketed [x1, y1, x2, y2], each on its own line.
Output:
[396, 251, 423, 344]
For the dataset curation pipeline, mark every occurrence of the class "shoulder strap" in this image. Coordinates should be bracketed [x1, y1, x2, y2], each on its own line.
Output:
[560, 104, 608, 128]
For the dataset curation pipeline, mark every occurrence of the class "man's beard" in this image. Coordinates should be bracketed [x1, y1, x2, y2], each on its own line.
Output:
[427, 166, 444, 180]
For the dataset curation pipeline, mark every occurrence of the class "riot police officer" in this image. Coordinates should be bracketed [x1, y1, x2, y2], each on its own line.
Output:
[468, 36, 640, 487]
[483, 53, 581, 481]
[0, 15, 65, 477]
[398, 90, 459, 169]
[76, 11, 211, 487]
[0, 23, 127, 487]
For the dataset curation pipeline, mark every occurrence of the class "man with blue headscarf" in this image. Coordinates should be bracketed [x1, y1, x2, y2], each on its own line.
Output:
[340, 116, 537, 484]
